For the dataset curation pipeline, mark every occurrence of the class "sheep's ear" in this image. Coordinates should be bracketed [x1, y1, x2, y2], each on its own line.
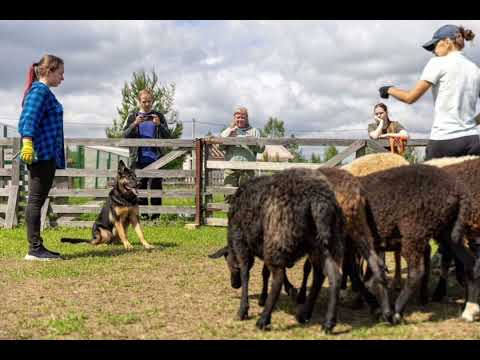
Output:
[118, 160, 126, 173]
[208, 246, 229, 259]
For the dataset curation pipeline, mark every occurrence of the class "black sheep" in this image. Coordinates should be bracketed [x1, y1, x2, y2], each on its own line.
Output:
[209, 168, 345, 332]
[265, 167, 393, 321]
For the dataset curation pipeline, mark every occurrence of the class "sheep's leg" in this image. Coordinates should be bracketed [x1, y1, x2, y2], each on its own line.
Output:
[393, 254, 425, 324]
[432, 241, 453, 302]
[237, 265, 250, 321]
[322, 255, 342, 334]
[282, 269, 297, 300]
[392, 250, 403, 291]
[296, 258, 312, 304]
[447, 241, 480, 322]
[259, 264, 269, 306]
[347, 253, 380, 311]
[259, 265, 297, 307]
[419, 243, 431, 305]
[343, 249, 373, 310]
[461, 273, 480, 322]
[296, 256, 325, 324]
[256, 266, 284, 330]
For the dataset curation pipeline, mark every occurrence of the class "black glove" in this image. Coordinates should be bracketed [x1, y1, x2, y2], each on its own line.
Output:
[379, 86, 393, 99]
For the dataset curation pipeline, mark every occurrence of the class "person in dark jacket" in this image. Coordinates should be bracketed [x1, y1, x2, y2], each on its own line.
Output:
[122, 89, 171, 219]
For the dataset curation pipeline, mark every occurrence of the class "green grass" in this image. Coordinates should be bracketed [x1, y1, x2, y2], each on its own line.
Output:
[0, 225, 475, 339]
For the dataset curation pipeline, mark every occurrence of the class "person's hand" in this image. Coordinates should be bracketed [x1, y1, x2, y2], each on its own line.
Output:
[20, 138, 34, 165]
[228, 127, 238, 137]
[152, 114, 162, 125]
[379, 86, 393, 99]
[134, 115, 144, 127]
[374, 116, 384, 124]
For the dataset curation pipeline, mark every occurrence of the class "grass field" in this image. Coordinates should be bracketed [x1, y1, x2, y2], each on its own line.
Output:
[0, 224, 478, 339]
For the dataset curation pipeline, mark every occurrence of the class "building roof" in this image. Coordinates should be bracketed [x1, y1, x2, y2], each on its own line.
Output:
[257, 145, 294, 161]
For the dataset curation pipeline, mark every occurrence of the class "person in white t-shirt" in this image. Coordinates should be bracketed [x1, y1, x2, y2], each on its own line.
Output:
[378, 24, 480, 160]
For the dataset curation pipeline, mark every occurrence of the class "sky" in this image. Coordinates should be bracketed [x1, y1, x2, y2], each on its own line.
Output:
[0, 20, 479, 143]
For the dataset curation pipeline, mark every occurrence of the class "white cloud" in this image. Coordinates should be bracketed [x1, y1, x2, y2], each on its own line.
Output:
[1, 19, 479, 141]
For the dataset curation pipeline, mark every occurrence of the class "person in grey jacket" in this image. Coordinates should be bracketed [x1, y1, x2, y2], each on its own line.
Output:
[220, 106, 264, 186]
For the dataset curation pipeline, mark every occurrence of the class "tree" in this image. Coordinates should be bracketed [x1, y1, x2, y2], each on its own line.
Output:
[261, 117, 285, 138]
[288, 134, 306, 163]
[323, 145, 338, 162]
[106, 69, 182, 139]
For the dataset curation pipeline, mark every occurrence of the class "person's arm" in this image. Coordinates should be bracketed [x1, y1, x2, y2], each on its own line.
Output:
[368, 118, 384, 139]
[122, 113, 141, 138]
[386, 80, 432, 104]
[220, 126, 237, 137]
[379, 130, 409, 139]
[18, 86, 48, 164]
[153, 112, 172, 139]
[18, 86, 48, 139]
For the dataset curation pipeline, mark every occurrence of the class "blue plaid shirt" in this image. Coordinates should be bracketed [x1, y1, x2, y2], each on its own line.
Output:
[18, 81, 65, 169]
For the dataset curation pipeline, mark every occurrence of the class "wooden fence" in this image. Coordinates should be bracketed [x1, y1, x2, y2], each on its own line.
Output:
[0, 137, 428, 229]
[199, 138, 429, 227]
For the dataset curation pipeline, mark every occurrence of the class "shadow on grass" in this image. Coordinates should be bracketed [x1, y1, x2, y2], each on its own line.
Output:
[62, 241, 178, 260]
[233, 276, 469, 333]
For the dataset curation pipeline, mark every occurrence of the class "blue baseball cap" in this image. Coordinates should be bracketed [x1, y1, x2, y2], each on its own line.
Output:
[422, 24, 460, 52]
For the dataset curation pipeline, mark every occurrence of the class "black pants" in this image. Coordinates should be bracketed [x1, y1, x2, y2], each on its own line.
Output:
[425, 135, 480, 161]
[25, 159, 56, 251]
[135, 160, 163, 219]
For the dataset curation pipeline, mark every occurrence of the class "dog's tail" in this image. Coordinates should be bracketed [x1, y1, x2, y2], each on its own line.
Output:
[60, 238, 91, 244]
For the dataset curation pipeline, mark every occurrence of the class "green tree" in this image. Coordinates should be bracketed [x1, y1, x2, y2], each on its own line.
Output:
[288, 134, 306, 163]
[323, 145, 338, 162]
[106, 69, 182, 139]
[261, 117, 285, 138]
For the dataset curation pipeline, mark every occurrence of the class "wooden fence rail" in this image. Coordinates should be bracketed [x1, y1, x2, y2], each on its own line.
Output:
[1, 137, 429, 229]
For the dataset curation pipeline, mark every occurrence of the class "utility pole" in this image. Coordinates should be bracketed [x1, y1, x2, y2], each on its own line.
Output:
[192, 118, 196, 139]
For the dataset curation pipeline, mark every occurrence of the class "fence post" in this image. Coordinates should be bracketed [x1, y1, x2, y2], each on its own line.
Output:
[5, 137, 20, 228]
[194, 138, 203, 226]
[355, 140, 367, 159]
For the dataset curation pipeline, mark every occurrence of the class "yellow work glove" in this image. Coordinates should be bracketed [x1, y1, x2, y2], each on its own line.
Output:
[20, 138, 35, 165]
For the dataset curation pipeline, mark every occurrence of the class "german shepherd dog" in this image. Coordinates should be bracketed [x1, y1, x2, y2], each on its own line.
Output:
[61, 160, 155, 251]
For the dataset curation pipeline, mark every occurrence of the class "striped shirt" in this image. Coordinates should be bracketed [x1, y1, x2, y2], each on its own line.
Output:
[18, 81, 65, 169]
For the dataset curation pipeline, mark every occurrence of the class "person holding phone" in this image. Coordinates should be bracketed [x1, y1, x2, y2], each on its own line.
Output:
[122, 89, 171, 219]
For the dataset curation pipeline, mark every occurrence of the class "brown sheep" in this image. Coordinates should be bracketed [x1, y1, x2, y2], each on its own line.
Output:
[342, 152, 410, 290]
[358, 164, 480, 323]
[424, 156, 480, 313]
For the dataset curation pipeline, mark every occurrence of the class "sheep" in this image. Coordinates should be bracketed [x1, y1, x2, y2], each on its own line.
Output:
[208, 168, 346, 332]
[341, 152, 409, 177]
[423, 156, 480, 309]
[358, 164, 480, 323]
[342, 152, 410, 290]
[262, 167, 392, 321]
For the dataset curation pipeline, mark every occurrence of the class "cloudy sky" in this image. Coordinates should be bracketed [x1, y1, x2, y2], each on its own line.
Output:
[1, 20, 479, 141]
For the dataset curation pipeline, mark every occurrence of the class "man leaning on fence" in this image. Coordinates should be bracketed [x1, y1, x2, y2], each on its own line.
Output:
[219, 106, 264, 187]
[122, 89, 171, 220]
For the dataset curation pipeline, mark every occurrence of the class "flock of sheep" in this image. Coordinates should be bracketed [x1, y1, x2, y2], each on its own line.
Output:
[209, 152, 480, 333]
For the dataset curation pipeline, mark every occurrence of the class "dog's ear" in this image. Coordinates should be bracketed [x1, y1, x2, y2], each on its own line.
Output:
[208, 246, 229, 259]
[118, 160, 126, 173]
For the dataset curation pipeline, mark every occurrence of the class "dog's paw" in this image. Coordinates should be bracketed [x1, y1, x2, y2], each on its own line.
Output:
[144, 244, 155, 250]
[124, 244, 134, 251]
